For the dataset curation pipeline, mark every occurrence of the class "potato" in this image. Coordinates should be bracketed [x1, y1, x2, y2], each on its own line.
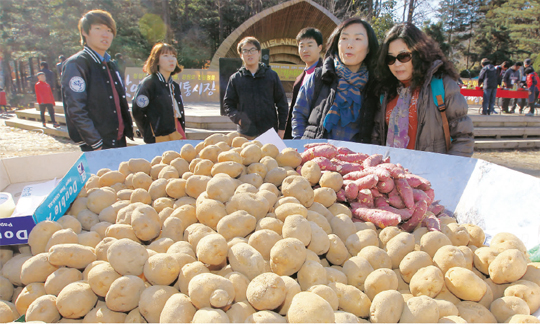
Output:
[326, 234, 350, 266]
[270, 238, 306, 276]
[86, 261, 121, 297]
[196, 233, 228, 266]
[307, 221, 330, 255]
[191, 307, 229, 322]
[0, 300, 19, 323]
[0, 276, 13, 301]
[358, 246, 392, 270]
[260, 156, 279, 171]
[489, 249, 528, 284]
[20, 253, 58, 285]
[435, 298, 459, 318]
[379, 226, 401, 247]
[345, 229, 378, 256]
[78, 231, 101, 248]
[107, 238, 148, 276]
[445, 267, 487, 301]
[433, 245, 468, 274]
[177, 261, 210, 294]
[463, 224, 485, 247]
[131, 205, 161, 241]
[369, 289, 404, 323]
[328, 202, 352, 218]
[297, 260, 328, 291]
[410, 265, 444, 298]
[274, 202, 307, 221]
[522, 263, 540, 287]
[184, 223, 216, 250]
[281, 176, 314, 207]
[420, 231, 452, 258]
[44, 267, 82, 296]
[491, 232, 528, 256]
[282, 214, 312, 246]
[129, 188, 151, 204]
[83, 302, 127, 323]
[439, 315, 468, 323]
[330, 213, 356, 243]
[180, 144, 197, 162]
[325, 267, 347, 285]
[194, 159, 214, 176]
[196, 199, 227, 230]
[56, 281, 97, 319]
[505, 280, 540, 313]
[226, 192, 269, 220]
[199, 145, 222, 163]
[25, 294, 61, 323]
[400, 296, 439, 323]
[334, 311, 363, 323]
[47, 243, 96, 269]
[138, 285, 178, 323]
[364, 268, 398, 300]
[28, 220, 63, 255]
[320, 172, 343, 192]
[57, 215, 83, 233]
[313, 187, 337, 208]
[329, 282, 371, 318]
[264, 167, 288, 186]
[86, 187, 117, 214]
[187, 273, 235, 310]
[142, 253, 180, 286]
[244, 273, 286, 311]
[15, 282, 46, 315]
[221, 271, 250, 303]
[128, 158, 151, 174]
[490, 296, 531, 322]
[441, 223, 470, 246]
[170, 204, 197, 228]
[455, 301, 497, 323]
[386, 232, 415, 269]
[342, 256, 374, 291]
[104, 224, 139, 242]
[301, 161, 322, 186]
[160, 293, 197, 323]
[399, 250, 432, 283]
[246, 229, 281, 260]
[103, 275, 146, 313]
[287, 291, 335, 323]
[77, 209, 100, 230]
[504, 314, 540, 323]
[228, 243, 265, 280]
[186, 175, 211, 198]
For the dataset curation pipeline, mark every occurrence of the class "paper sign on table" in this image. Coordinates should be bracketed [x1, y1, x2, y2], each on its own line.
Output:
[255, 128, 287, 152]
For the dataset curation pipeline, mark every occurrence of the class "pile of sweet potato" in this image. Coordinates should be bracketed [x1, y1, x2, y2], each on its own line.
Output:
[300, 143, 445, 231]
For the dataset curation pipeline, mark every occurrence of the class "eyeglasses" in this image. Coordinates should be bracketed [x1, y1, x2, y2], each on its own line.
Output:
[386, 52, 413, 65]
[241, 48, 259, 55]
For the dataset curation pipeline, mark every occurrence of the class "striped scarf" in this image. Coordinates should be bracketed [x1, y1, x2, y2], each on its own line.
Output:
[386, 85, 413, 148]
[323, 57, 369, 132]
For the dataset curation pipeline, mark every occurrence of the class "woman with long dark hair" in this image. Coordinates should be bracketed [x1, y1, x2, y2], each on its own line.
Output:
[132, 43, 186, 143]
[291, 17, 379, 141]
[372, 23, 474, 156]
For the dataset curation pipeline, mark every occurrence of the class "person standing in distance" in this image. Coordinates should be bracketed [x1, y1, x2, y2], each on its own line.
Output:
[62, 9, 133, 151]
[132, 43, 186, 143]
[283, 27, 324, 139]
[223, 37, 288, 139]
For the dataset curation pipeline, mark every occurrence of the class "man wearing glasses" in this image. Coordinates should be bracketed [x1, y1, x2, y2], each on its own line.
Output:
[223, 37, 288, 139]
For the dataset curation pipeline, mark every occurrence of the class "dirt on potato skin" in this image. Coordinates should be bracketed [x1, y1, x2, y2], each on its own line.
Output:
[1, 123, 539, 178]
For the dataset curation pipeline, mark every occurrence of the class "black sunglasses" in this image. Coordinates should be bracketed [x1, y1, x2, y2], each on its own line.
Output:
[386, 52, 413, 65]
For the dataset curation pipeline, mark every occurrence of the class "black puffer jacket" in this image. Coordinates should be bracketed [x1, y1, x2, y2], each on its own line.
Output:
[132, 72, 185, 143]
[223, 63, 288, 137]
[62, 46, 134, 150]
[302, 57, 378, 143]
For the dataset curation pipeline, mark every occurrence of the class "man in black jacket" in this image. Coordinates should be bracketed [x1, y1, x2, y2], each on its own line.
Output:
[62, 9, 133, 151]
[478, 58, 499, 115]
[223, 37, 288, 139]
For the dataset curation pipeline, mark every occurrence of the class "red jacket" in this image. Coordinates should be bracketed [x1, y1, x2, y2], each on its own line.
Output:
[35, 81, 55, 104]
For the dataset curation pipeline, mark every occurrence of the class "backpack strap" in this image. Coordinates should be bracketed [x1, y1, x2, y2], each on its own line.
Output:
[431, 77, 451, 152]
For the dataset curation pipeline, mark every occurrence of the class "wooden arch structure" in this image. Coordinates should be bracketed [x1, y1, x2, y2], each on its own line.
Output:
[209, 0, 340, 70]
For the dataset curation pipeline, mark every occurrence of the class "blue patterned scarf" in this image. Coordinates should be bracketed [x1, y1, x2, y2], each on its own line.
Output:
[323, 57, 369, 132]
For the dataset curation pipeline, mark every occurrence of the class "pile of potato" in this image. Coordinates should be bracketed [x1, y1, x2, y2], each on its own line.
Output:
[1, 132, 539, 323]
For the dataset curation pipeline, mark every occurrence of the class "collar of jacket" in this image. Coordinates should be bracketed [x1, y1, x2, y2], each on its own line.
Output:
[320, 56, 338, 83]
[83, 46, 111, 64]
[156, 71, 173, 84]
[421, 60, 444, 90]
[240, 62, 267, 77]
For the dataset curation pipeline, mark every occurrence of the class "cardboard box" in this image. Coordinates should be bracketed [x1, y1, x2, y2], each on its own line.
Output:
[1, 140, 540, 250]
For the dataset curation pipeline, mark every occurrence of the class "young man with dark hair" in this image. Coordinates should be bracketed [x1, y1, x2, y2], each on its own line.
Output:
[501, 62, 521, 113]
[283, 27, 324, 139]
[478, 58, 499, 115]
[62, 9, 133, 151]
[223, 36, 288, 139]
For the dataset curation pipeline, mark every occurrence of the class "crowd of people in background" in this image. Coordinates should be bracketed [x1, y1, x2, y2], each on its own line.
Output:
[38, 8, 539, 157]
[478, 58, 539, 116]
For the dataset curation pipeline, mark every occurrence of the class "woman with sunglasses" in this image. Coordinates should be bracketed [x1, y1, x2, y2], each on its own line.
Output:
[132, 43, 186, 143]
[291, 17, 379, 141]
[372, 23, 474, 156]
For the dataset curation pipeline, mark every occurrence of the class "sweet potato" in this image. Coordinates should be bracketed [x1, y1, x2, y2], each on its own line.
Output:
[336, 189, 347, 202]
[429, 202, 444, 216]
[344, 182, 359, 201]
[356, 189, 374, 208]
[388, 187, 406, 209]
[301, 145, 337, 162]
[404, 174, 431, 190]
[424, 189, 435, 205]
[355, 174, 379, 190]
[362, 154, 383, 168]
[374, 197, 389, 208]
[422, 213, 441, 232]
[334, 153, 369, 164]
[351, 207, 401, 228]
[304, 143, 336, 149]
[335, 162, 363, 176]
[371, 188, 383, 198]
[310, 157, 337, 172]
[400, 199, 428, 232]
[377, 177, 394, 194]
[336, 147, 355, 155]
[379, 205, 413, 221]
[412, 189, 430, 204]
[344, 167, 389, 182]
[395, 177, 415, 209]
